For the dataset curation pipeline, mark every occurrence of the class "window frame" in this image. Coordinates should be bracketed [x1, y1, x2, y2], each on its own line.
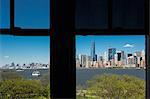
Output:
[0, 0, 50, 36]
[0, 0, 149, 98]
[75, 0, 146, 35]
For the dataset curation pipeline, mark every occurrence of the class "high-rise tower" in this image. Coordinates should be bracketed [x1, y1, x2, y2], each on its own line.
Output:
[108, 48, 116, 61]
[91, 42, 96, 61]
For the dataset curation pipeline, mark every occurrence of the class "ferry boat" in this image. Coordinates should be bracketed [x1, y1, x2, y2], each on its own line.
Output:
[16, 68, 24, 72]
[32, 70, 40, 76]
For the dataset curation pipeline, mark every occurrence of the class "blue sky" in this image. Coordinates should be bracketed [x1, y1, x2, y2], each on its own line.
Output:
[0, 35, 50, 66]
[0, 0, 50, 28]
[15, 0, 50, 29]
[0, 0, 10, 28]
[76, 36, 145, 56]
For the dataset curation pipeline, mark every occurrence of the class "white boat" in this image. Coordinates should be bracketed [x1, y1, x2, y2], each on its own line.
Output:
[16, 68, 24, 72]
[32, 70, 40, 76]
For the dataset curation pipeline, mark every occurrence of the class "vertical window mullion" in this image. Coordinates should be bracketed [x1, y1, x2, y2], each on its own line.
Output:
[108, 0, 112, 31]
[10, 0, 14, 34]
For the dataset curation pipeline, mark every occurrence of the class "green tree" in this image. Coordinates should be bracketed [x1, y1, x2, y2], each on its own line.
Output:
[86, 74, 145, 99]
[0, 70, 51, 99]
[40, 84, 50, 98]
[39, 73, 50, 86]
[0, 79, 49, 99]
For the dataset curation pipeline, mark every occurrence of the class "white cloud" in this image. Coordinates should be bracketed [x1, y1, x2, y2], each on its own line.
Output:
[123, 44, 134, 48]
[4, 56, 9, 58]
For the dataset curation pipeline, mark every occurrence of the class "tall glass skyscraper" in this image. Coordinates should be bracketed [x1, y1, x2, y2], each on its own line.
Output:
[108, 48, 116, 61]
[91, 42, 96, 61]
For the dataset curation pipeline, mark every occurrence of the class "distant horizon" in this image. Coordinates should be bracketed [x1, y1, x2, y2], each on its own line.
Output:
[0, 35, 145, 67]
[0, 35, 50, 67]
[76, 36, 145, 57]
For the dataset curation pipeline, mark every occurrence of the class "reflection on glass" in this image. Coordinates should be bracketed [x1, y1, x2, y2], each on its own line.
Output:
[113, 0, 144, 29]
[0, 0, 10, 28]
[15, 0, 50, 29]
[76, 0, 108, 29]
[76, 36, 145, 98]
[0, 35, 50, 98]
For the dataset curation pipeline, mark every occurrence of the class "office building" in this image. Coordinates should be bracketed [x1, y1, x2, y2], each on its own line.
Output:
[85, 56, 92, 68]
[91, 42, 96, 61]
[81, 55, 86, 67]
[108, 48, 116, 66]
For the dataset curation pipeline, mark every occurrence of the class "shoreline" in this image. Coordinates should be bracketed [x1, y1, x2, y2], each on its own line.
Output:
[76, 67, 146, 70]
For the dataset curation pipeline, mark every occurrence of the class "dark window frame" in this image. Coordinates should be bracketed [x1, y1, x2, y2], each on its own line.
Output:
[0, 0, 149, 98]
[75, 0, 146, 35]
[0, 0, 50, 36]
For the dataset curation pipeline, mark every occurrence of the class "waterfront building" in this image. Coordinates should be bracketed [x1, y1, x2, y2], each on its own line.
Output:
[108, 48, 116, 61]
[85, 56, 92, 68]
[94, 54, 97, 61]
[137, 57, 141, 67]
[114, 54, 118, 66]
[81, 55, 86, 67]
[141, 50, 145, 68]
[98, 56, 103, 61]
[115, 51, 126, 67]
[79, 54, 82, 66]
[103, 51, 108, 66]
[94, 61, 99, 68]
[76, 55, 80, 68]
[127, 56, 136, 67]
[133, 56, 138, 67]
[108, 48, 116, 66]
[91, 42, 96, 61]
[98, 56, 104, 67]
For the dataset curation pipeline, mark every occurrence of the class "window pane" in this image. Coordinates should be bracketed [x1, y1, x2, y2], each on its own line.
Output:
[75, 0, 108, 29]
[15, 0, 50, 29]
[0, 35, 50, 98]
[113, 0, 144, 29]
[0, 0, 10, 28]
[76, 35, 145, 98]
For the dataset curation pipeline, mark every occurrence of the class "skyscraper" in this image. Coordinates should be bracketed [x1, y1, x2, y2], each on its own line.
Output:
[86, 56, 92, 68]
[91, 42, 96, 61]
[108, 48, 116, 66]
[76, 55, 80, 68]
[108, 48, 116, 61]
[81, 55, 86, 67]
[103, 51, 108, 65]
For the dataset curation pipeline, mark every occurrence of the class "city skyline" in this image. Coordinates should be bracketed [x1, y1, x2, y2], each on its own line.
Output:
[0, 36, 145, 67]
[76, 49, 145, 68]
[76, 36, 145, 69]
[76, 36, 145, 56]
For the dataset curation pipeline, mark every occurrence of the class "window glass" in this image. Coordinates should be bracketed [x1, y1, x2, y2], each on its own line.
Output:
[15, 0, 50, 29]
[113, 0, 144, 29]
[76, 35, 145, 98]
[75, 0, 108, 29]
[0, 0, 10, 28]
[0, 35, 50, 98]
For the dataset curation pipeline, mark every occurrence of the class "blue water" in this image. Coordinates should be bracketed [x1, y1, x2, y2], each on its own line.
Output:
[76, 69, 145, 87]
[1, 69, 145, 87]
[16, 69, 50, 80]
